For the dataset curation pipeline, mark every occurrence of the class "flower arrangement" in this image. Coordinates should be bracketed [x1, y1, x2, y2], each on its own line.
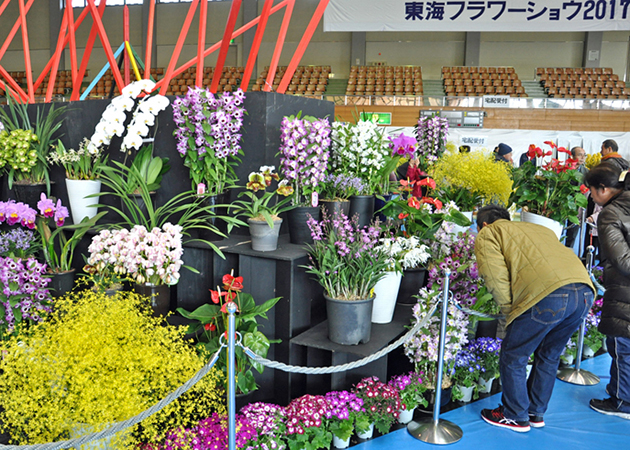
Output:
[467, 337, 502, 379]
[404, 285, 469, 387]
[585, 152, 601, 170]
[318, 173, 368, 201]
[36, 194, 104, 273]
[380, 180, 471, 241]
[330, 118, 389, 193]
[0, 290, 225, 445]
[352, 376, 401, 435]
[90, 79, 170, 152]
[47, 138, 106, 180]
[0, 199, 36, 229]
[172, 87, 245, 195]
[232, 165, 295, 227]
[159, 413, 257, 450]
[303, 210, 388, 300]
[415, 114, 449, 173]
[376, 235, 431, 273]
[0, 96, 67, 189]
[279, 113, 331, 205]
[240, 402, 287, 450]
[86, 223, 183, 286]
[0, 256, 52, 340]
[0, 229, 39, 259]
[429, 149, 513, 209]
[177, 272, 280, 395]
[510, 141, 587, 224]
[324, 391, 364, 442]
[388, 371, 428, 411]
[282, 394, 331, 450]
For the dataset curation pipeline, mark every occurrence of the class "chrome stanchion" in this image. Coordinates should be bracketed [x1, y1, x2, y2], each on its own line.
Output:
[227, 302, 238, 450]
[408, 270, 463, 444]
[557, 245, 600, 385]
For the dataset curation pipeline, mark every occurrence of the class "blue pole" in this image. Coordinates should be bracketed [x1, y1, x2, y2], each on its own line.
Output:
[227, 302, 237, 450]
[80, 42, 126, 101]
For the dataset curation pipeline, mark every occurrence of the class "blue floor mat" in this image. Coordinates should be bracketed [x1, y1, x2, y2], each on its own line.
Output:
[354, 354, 628, 449]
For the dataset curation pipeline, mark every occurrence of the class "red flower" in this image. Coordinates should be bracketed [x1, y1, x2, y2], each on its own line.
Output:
[421, 197, 443, 210]
[204, 323, 216, 331]
[527, 144, 541, 159]
[544, 140, 557, 149]
[407, 196, 421, 209]
[557, 146, 571, 155]
[398, 212, 409, 220]
[580, 184, 589, 194]
[210, 289, 221, 304]
[222, 273, 244, 291]
[418, 177, 436, 190]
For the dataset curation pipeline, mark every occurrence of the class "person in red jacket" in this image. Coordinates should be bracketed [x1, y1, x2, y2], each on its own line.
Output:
[406, 156, 427, 199]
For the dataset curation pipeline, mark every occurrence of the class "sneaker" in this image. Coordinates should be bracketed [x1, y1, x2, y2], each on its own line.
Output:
[481, 405, 531, 432]
[528, 414, 545, 428]
[590, 398, 630, 420]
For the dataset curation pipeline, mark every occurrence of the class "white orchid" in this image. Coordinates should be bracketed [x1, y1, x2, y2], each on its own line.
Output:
[122, 133, 144, 151]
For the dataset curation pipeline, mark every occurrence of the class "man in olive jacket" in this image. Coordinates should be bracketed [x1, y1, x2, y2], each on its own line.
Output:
[474, 205, 595, 432]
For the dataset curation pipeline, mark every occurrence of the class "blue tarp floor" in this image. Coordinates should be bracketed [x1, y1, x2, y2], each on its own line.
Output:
[354, 354, 628, 450]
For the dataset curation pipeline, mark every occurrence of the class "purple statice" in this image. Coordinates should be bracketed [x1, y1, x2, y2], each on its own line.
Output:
[0, 256, 52, 338]
[240, 402, 287, 450]
[0, 229, 38, 259]
[278, 114, 331, 204]
[0, 200, 37, 229]
[160, 412, 257, 450]
[415, 114, 449, 171]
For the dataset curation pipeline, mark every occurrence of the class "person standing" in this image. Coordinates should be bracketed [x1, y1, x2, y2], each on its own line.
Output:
[493, 143, 514, 165]
[600, 139, 628, 171]
[474, 205, 595, 432]
[565, 147, 589, 250]
[584, 164, 630, 420]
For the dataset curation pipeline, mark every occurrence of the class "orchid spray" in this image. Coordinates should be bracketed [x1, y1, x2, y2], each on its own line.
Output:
[172, 87, 245, 195]
[415, 114, 449, 172]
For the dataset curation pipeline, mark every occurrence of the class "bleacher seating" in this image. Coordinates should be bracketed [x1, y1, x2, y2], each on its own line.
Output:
[345, 65, 422, 96]
[442, 66, 527, 97]
[536, 67, 629, 99]
[251, 65, 331, 95]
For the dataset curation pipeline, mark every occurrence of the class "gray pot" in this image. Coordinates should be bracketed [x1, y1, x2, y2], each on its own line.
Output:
[248, 217, 282, 252]
[325, 294, 374, 345]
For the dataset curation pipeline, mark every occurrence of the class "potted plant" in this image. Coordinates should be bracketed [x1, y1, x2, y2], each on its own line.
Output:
[302, 210, 389, 345]
[451, 349, 484, 402]
[278, 113, 331, 244]
[0, 256, 52, 341]
[510, 141, 587, 237]
[388, 372, 428, 423]
[231, 166, 294, 252]
[35, 194, 105, 296]
[318, 172, 366, 218]
[0, 228, 39, 259]
[468, 337, 502, 393]
[48, 138, 107, 224]
[177, 272, 281, 395]
[0, 95, 67, 204]
[239, 402, 287, 450]
[324, 391, 364, 449]
[0, 290, 226, 446]
[352, 376, 401, 438]
[281, 395, 331, 450]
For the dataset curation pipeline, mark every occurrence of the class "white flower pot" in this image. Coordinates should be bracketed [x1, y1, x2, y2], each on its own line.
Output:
[582, 345, 595, 358]
[477, 376, 495, 394]
[526, 364, 533, 378]
[332, 434, 351, 449]
[450, 211, 474, 235]
[561, 353, 575, 365]
[65, 179, 102, 225]
[457, 384, 475, 402]
[372, 271, 403, 324]
[521, 211, 564, 240]
[356, 423, 374, 440]
[397, 407, 415, 424]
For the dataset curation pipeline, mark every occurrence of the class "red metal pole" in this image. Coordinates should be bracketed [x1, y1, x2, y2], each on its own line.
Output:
[210, 0, 242, 93]
[265, 0, 295, 92]
[86, 0, 125, 95]
[277, 0, 330, 94]
[0, 66, 28, 103]
[159, 0, 200, 95]
[45, 13, 69, 103]
[70, 0, 107, 101]
[0, 0, 12, 18]
[196, 0, 208, 87]
[18, 0, 35, 102]
[240, 0, 273, 91]
[65, 0, 79, 85]
[123, 5, 130, 85]
[0, 0, 35, 66]
[144, 0, 156, 79]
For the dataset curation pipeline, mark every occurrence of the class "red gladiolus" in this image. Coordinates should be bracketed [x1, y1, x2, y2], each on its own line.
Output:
[580, 184, 589, 194]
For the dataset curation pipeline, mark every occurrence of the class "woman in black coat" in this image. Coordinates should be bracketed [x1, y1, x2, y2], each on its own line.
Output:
[584, 164, 630, 420]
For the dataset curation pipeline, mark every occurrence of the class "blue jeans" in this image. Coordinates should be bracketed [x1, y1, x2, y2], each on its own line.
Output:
[606, 336, 630, 413]
[500, 283, 594, 421]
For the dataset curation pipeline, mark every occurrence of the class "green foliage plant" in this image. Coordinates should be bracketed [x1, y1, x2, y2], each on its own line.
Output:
[0, 290, 225, 446]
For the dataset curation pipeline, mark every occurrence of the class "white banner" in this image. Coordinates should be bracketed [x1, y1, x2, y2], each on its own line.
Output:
[324, 0, 630, 32]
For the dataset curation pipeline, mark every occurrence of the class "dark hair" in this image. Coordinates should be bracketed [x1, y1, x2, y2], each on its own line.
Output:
[477, 205, 511, 230]
[584, 163, 630, 190]
[570, 146, 585, 157]
[602, 139, 618, 153]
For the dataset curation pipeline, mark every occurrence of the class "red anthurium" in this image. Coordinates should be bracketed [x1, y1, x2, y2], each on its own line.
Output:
[544, 140, 557, 149]
[222, 273, 244, 291]
[399, 178, 416, 188]
[580, 184, 589, 194]
[204, 323, 217, 331]
[527, 144, 540, 159]
[557, 146, 571, 154]
[418, 177, 437, 189]
[421, 197, 443, 210]
[407, 196, 421, 209]
[210, 289, 221, 304]
[398, 212, 409, 220]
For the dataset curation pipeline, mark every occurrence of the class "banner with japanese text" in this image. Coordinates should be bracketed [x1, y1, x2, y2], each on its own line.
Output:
[324, 0, 630, 32]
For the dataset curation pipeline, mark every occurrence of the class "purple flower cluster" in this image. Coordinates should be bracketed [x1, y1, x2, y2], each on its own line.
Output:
[0, 200, 37, 229]
[415, 115, 449, 170]
[279, 115, 331, 198]
[451, 348, 485, 385]
[0, 256, 52, 336]
[173, 87, 245, 159]
[320, 172, 368, 199]
[352, 376, 401, 423]
[324, 391, 364, 421]
[37, 194, 69, 227]
[465, 337, 502, 378]
[240, 402, 286, 450]
[160, 412, 257, 450]
[388, 371, 426, 410]
[0, 229, 37, 258]
[284, 394, 329, 435]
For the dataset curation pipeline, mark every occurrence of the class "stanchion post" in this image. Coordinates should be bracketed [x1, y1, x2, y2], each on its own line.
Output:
[407, 269, 463, 444]
[227, 302, 237, 450]
[557, 245, 600, 385]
